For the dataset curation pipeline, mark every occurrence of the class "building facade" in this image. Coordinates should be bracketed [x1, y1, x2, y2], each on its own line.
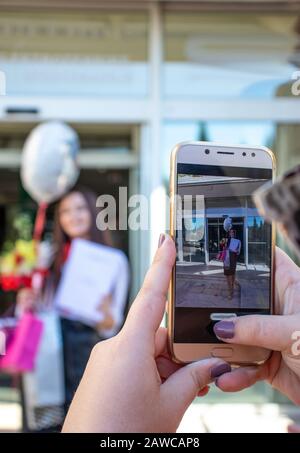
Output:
[0, 0, 300, 303]
[177, 177, 271, 267]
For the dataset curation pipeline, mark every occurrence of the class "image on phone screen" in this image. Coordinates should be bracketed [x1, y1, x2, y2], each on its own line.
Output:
[174, 163, 272, 344]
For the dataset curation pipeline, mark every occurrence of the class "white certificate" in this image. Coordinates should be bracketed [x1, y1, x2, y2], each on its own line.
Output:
[53, 238, 129, 331]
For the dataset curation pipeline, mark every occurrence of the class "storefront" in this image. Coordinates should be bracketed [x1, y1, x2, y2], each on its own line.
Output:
[0, 0, 300, 300]
[178, 177, 271, 267]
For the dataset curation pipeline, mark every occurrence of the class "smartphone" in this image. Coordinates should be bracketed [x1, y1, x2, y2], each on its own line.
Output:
[168, 141, 276, 365]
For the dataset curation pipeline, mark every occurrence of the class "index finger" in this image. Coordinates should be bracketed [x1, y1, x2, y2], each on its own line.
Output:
[124, 234, 176, 343]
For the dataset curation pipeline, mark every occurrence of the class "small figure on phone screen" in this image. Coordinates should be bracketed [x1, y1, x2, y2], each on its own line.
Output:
[223, 229, 241, 300]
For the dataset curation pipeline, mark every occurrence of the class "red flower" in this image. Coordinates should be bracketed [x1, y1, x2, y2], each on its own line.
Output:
[0, 275, 22, 292]
[14, 253, 24, 266]
[0, 269, 49, 293]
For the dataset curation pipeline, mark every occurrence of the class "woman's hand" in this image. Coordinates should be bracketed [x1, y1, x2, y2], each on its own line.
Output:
[62, 234, 231, 433]
[96, 294, 115, 331]
[214, 247, 300, 406]
[16, 288, 38, 317]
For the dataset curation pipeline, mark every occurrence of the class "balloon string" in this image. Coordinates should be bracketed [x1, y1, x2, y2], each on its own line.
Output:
[33, 203, 48, 242]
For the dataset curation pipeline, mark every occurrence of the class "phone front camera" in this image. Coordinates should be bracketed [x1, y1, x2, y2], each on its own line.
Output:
[205, 149, 210, 155]
[242, 152, 246, 156]
[252, 152, 256, 157]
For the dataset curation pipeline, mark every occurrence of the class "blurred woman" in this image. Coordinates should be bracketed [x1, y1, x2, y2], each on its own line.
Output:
[17, 187, 129, 419]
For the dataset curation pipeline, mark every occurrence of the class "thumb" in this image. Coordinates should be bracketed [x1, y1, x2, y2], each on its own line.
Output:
[161, 359, 231, 424]
[213, 314, 300, 353]
[124, 234, 176, 341]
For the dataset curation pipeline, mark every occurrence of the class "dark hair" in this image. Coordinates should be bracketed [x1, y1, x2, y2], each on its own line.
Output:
[52, 186, 112, 284]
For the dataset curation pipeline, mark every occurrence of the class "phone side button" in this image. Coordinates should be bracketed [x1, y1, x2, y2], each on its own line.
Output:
[211, 347, 233, 358]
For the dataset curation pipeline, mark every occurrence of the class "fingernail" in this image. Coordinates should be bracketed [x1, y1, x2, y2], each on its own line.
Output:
[211, 363, 231, 379]
[158, 233, 165, 248]
[213, 321, 235, 339]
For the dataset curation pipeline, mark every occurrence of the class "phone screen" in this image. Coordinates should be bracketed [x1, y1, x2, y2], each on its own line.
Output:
[174, 163, 273, 344]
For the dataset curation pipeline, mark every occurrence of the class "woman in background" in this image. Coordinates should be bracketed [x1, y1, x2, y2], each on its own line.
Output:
[17, 187, 129, 424]
[223, 229, 241, 300]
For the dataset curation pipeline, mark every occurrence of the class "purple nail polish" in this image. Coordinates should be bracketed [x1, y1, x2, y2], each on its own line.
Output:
[158, 233, 165, 248]
[211, 363, 231, 379]
[213, 321, 235, 339]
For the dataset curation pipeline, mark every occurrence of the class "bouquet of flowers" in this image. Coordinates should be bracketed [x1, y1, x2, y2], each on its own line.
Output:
[0, 213, 52, 292]
[0, 213, 52, 373]
[0, 239, 38, 291]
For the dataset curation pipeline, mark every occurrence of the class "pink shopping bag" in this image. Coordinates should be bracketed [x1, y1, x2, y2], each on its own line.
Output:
[0, 313, 44, 373]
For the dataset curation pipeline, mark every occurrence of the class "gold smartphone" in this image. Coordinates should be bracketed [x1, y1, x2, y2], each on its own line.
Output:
[168, 141, 276, 365]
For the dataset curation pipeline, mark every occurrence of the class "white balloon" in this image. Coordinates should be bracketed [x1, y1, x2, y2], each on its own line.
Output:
[21, 121, 80, 203]
[223, 217, 232, 232]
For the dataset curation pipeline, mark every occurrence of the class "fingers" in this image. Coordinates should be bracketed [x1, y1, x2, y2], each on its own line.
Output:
[213, 314, 299, 352]
[288, 423, 300, 433]
[124, 234, 176, 341]
[215, 364, 268, 393]
[156, 356, 182, 382]
[197, 385, 210, 397]
[16, 288, 37, 316]
[154, 327, 169, 357]
[154, 327, 184, 382]
[275, 247, 300, 311]
[161, 358, 231, 419]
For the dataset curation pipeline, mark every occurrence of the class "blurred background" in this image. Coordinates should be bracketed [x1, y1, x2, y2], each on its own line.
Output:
[0, 0, 300, 433]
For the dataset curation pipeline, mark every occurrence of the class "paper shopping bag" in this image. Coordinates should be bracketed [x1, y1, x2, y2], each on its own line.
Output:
[0, 313, 43, 373]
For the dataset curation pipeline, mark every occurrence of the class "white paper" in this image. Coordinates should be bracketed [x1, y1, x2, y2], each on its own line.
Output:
[53, 239, 129, 329]
[228, 238, 241, 254]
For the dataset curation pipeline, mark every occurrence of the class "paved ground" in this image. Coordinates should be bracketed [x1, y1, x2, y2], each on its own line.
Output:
[0, 382, 299, 433]
[0, 402, 21, 432]
[0, 398, 299, 433]
[176, 261, 270, 309]
[178, 403, 300, 433]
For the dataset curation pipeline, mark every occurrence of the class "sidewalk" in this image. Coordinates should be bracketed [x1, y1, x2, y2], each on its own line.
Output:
[0, 387, 21, 432]
[176, 261, 269, 309]
[177, 403, 298, 433]
[0, 402, 21, 432]
[0, 399, 298, 433]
